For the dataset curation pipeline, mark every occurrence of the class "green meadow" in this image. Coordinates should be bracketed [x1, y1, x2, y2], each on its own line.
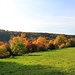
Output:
[0, 48, 75, 75]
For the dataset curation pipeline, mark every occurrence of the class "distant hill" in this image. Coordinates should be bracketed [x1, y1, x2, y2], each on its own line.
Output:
[0, 29, 75, 42]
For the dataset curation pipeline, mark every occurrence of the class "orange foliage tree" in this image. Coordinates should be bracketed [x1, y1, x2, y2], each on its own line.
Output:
[0, 41, 5, 46]
[32, 36, 48, 51]
[24, 40, 32, 52]
[0, 41, 10, 58]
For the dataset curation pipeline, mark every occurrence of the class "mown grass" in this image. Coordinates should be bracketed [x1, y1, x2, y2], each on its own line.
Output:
[0, 48, 75, 75]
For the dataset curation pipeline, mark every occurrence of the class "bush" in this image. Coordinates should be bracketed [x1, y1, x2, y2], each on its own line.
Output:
[0, 45, 10, 58]
[54, 34, 67, 47]
[6, 44, 13, 56]
[59, 43, 65, 49]
[11, 41, 27, 56]
[31, 44, 37, 52]
[66, 38, 75, 47]
[70, 39, 75, 47]
[0, 41, 5, 46]
[48, 44, 55, 50]
[26, 44, 32, 53]
[37, 44, 46, 51]
[66, 41, 71, 47]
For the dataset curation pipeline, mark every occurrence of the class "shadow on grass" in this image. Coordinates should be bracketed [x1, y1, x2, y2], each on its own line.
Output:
[0, 61, 73, 75]
[28, 54, 41, 56]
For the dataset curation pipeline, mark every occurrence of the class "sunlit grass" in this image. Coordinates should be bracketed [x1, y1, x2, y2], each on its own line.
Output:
[0, 48, 75, 75]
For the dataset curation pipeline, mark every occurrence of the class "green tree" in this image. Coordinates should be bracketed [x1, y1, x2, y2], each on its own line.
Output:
[11, 41, 27, 56]
[9, 34, 27, 56]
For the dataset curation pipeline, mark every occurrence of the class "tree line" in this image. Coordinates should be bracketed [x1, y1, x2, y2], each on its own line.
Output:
[0, 29, 75, 42]
[0, 33, 75, 58]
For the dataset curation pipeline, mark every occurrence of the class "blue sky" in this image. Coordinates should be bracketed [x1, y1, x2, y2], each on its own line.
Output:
[0, 0, 75, 34]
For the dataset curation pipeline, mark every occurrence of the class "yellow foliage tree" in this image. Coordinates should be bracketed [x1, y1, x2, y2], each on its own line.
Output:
[9, 35, 26, 48]
[9, 33, 27, 55]
[54, 34, 67, 48]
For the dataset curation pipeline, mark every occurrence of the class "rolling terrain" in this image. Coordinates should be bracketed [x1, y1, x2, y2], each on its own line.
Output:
[0, 48, 75, 75]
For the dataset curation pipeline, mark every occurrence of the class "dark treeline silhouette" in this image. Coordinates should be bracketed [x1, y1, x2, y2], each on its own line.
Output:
[0, 29, 75, 42]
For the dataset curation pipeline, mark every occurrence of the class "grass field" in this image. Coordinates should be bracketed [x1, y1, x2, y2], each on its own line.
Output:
[0, 48, 75, 75]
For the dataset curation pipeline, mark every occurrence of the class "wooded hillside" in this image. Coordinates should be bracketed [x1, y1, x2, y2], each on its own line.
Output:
[0, 29, 75, 42]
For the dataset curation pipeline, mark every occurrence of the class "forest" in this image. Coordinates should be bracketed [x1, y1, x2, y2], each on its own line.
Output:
[0, 29, 75, 42]
[0, 29, 75, 58]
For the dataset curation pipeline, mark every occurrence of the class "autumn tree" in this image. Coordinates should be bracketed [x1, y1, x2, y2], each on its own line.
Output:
[54, 34, 67, 48]
[21, 33, 26, 38]
[11, 41, 26, 55]
[0, 41, 10, 58]
[0, 41, 5, 46]
[48, 40, 55, 50]
[31, 44, 37, 52]
[32, 36, 48, 51]
[9, 33, 27, 55]
[24, 40, 32, 53]
[66, 38, 75, 47]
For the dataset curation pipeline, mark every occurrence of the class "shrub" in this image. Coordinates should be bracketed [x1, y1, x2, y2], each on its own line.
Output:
[66, 38, 75, 47]
[9, 35, 27, 56]
[6, 44, 13, 56]
[48, 44, 55, 50]
[54, 34, 67, 46]
[31, 44, 37, 52]
[48, 40, 55, 50]
[24, 40, 32, 53]
[37, 44, 46, 51]
[0, 45, 10, 58]
[0, 41, 5, 46]
[69, 39, 75, 47]
[59, 43, 65, 49]
[66, 41, 71, 47]
[10, 41, 27, 56]
[26, 44, 32, 53]
[32, 36, 48, 51]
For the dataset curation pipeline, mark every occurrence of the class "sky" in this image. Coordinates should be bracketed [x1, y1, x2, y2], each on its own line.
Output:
[0, 0, 75, 35]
